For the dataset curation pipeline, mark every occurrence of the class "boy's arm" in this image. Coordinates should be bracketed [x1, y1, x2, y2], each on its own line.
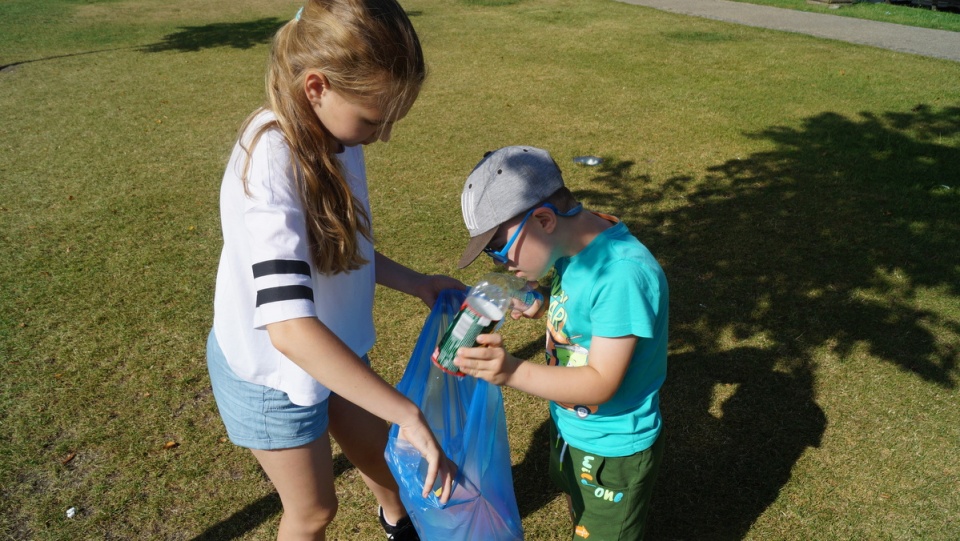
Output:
[455, 333, 637, 405]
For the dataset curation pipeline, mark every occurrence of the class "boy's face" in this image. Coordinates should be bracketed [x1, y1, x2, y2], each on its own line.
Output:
[486, 207, 556, 280]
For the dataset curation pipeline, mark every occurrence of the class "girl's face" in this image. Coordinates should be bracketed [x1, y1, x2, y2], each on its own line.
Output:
[312, 85, 400, 147]
[487, 209, 555, 280]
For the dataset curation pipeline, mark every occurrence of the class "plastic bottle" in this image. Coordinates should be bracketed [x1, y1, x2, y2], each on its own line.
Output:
[431, 273, 542, 375]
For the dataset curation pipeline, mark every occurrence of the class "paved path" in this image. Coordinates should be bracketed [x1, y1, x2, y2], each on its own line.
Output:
[615, 0, 960, 62]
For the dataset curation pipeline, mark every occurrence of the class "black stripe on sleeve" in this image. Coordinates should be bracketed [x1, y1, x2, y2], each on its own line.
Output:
[252, 259, 312, 279]
[256, 285, 314, 307]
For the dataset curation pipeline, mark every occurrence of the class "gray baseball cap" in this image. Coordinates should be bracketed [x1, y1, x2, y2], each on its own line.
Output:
[458, 146, 564, 268]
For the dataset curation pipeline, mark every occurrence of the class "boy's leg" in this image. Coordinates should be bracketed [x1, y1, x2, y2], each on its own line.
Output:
[568, 433, 664, 540]
[327, 392, 407, 524]
[251, 433, 338, 541]
[548, 420, 585, 536]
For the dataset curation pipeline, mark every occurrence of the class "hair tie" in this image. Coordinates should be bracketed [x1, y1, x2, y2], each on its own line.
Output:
[295, 6, 303, 20]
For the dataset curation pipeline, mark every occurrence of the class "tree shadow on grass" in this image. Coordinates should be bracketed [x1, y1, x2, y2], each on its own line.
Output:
[142, 18, 285, 53]
[511, 104, 958, 539]
[141, 9, 421, 54]
[0, 18, 284, 70]
[508, 339, 562, 518]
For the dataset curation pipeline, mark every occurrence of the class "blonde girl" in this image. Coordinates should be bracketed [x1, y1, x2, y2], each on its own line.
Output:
[207, 1, 459, 539]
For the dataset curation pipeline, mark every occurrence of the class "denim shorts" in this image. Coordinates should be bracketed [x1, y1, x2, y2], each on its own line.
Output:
[206, 329, 329, 451]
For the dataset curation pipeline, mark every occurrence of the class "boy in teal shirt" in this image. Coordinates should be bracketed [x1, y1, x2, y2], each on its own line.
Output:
[454, 146, 668, 540]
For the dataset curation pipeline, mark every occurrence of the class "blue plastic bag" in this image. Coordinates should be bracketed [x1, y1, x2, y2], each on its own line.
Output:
[385, 289, 524, 541]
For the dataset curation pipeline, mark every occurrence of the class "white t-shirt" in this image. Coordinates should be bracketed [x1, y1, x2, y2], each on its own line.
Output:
[213, 110, 376, 406]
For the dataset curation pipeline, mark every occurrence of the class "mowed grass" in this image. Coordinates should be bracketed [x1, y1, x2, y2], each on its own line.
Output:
[1, 0, 959, 539]
[730, 0, 960, 32]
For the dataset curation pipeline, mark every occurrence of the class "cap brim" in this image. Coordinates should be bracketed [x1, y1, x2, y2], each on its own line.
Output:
[457, 227, 497, 269]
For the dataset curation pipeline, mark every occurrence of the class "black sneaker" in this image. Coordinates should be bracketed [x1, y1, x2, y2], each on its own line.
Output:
[378, 506, 420, 541]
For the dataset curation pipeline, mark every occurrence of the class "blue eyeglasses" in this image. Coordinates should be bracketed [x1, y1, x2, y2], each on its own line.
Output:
[483, 202, 583, 265]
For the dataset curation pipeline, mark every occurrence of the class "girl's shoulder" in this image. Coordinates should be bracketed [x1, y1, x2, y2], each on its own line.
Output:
[240, 109, 282, 145]
[231, 109, 299, 203]
[238, 109, 295, 169]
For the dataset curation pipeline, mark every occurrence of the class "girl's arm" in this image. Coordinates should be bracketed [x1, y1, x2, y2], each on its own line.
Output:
[374, 251, 465, 307]
[267, 316, 454, 501]
[454, 333, 638, 406]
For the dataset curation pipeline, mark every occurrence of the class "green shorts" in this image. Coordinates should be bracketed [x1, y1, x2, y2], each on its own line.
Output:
[549, 420, 664, 541]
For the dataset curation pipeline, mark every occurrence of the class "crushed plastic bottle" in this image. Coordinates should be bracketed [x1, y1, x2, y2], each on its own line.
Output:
[431, 273, 542, 375]
[573, 155, 602, 166]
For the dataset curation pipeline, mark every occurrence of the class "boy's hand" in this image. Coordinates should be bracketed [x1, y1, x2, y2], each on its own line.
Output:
[453, 333, 519, 386]
[509, 297, 542, 320]
[509, 282, 546, 320]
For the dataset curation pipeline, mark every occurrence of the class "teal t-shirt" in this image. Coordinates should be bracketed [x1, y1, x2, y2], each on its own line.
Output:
[545, 218, 668, 457]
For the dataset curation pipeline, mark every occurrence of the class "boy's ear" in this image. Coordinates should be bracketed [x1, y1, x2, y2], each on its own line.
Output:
[304, 72, 329, 106]
[533, 207, 558, 234]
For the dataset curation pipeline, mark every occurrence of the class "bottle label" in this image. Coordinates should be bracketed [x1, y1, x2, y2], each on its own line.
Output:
[432, 297, 503, 375]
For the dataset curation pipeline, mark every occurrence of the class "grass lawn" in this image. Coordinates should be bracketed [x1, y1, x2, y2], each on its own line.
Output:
[1, 0, 958, 539]
[729, 0, 960, 31]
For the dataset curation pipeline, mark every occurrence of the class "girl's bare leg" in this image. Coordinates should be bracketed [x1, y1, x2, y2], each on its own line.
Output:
[251, 433, 338, 541]
[328, 393, 408, 524]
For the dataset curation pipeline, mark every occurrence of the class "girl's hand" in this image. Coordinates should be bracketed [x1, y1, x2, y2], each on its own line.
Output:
[412, 274, 466, 308]
[453, 333, 519, 386]
[374, 253, 466, 307]
[397, 416, 457, 503]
